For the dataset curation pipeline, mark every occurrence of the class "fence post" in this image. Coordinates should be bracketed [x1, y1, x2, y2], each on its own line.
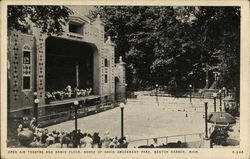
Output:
[166, 137, 168, 145]
[184, 135, 186, 143]
[147, 139, 149, 146]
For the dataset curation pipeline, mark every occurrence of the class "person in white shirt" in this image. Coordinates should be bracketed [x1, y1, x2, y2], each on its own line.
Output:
[46, 134, 55, 146]
[80, 133, 93, 148]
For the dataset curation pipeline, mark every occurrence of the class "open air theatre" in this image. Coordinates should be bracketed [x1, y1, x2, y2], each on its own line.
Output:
[7, 13, 126, 126]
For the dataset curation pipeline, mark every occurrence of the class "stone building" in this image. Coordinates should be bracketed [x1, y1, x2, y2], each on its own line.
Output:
[7, 12, 126, 120]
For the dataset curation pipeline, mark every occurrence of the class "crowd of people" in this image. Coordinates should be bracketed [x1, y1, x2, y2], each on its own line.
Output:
[17, 118, 128, 148]
[45, 85, 92, 103]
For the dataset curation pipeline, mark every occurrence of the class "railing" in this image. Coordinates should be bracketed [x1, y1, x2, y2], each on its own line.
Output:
[146, 88, 229, 99]
[38, 111, 71, 127]
[128, 132, 204, 148]
[38, 111, 70, 121]
[70, 101, 118, 119]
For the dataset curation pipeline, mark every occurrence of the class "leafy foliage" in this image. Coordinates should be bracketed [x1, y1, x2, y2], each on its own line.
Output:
[8, 6, 73, 35]
[8, 6, 239, 97]
[88, 6, 240, 96]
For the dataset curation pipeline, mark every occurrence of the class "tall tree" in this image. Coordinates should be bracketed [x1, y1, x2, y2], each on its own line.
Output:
[8, 6, 73, 35]
[88, 6, 240, 96]
[193, 7, 240, 99]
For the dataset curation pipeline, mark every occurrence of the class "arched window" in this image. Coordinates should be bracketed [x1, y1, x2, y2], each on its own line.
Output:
[22, 44, 32, 90]
[23, 51, 30, 64]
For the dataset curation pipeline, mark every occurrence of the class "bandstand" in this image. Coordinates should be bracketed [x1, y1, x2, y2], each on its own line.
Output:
[7, 13, 126, 125]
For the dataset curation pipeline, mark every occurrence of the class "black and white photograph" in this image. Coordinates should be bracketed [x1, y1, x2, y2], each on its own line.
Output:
[1, 1, 249, 159]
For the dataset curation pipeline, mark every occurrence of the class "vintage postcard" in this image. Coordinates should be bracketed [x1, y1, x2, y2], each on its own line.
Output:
[1, 0, 249, 159]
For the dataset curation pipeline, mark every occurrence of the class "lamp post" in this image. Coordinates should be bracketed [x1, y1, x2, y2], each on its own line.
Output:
[73, 100, 79, 131]
[222, 87, 226, 111]
[155, 84, 159, 105]
[189, 84, 192, 103]
[119, 102, 125, 138]
[217, 73, 220, 87]
[213, 93, 217, 112]
[33, 92, 39, 126]
[205, 79, 209, 89]
[125, 83, 128, 104]
[204, 101, 208, 139]
[219, 89, 222, 111]
[222, 87, 226, 98]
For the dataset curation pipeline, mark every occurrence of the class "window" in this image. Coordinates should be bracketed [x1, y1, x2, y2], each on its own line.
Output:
[22, 45, 32, 91]
[23, 76, 31, 90]
[105, 96, 108, 101]
[23, 51, 31, 64]
[105, 75, 108, 83]
[104, 59, 108, 67]
[69, 22, 83, 35]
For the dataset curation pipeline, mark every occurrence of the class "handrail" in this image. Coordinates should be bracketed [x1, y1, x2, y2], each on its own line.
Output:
[129, 132, 204, 143]
[38, 111, 70, 119]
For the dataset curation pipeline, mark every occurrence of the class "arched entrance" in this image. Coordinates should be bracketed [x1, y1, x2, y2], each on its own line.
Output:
[45, 37, 98, 94]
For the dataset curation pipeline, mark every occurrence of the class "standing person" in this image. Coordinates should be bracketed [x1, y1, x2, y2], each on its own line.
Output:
[92, 132, 101, 148]
[61, 132, 71, 148]
[46, 134, 55, 146]
[153, 138, 159, 147]
[54, 131, 60, 144]
[109, 137, 118, 148]
[33, 128, 41, 144]
[76, 130, 83, 148]
[29, 117, 36, 131]
[80, 133, 93, 148]
[71, 130, 78, 148]
[41, 129, 49, 144]
[65, 85, 72, 98]
[59, 131, 65, 143]
[17, 124, 24, 137]
[85, 134, 93, 148]
[102, 131, 111, 148]
[118, 136, 128, 148]
[80, 133, 87, 148]
[36, 129, 43, 145]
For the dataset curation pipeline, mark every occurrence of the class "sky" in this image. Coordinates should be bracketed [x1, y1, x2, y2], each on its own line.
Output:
[67, 6, 95, 17]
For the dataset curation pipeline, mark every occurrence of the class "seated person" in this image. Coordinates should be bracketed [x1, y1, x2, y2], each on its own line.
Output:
[88, 88, 92, 95]
[65, 85, 72, 98]
[52, 92, 57, 100]
[52, 91, 62, 100]
[81, 89, 86, 97]
[45, 92, 55, 103]
[74, 87, 81, 97]
[86, 88, 90, 96]
[88, 88, 92, 96]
